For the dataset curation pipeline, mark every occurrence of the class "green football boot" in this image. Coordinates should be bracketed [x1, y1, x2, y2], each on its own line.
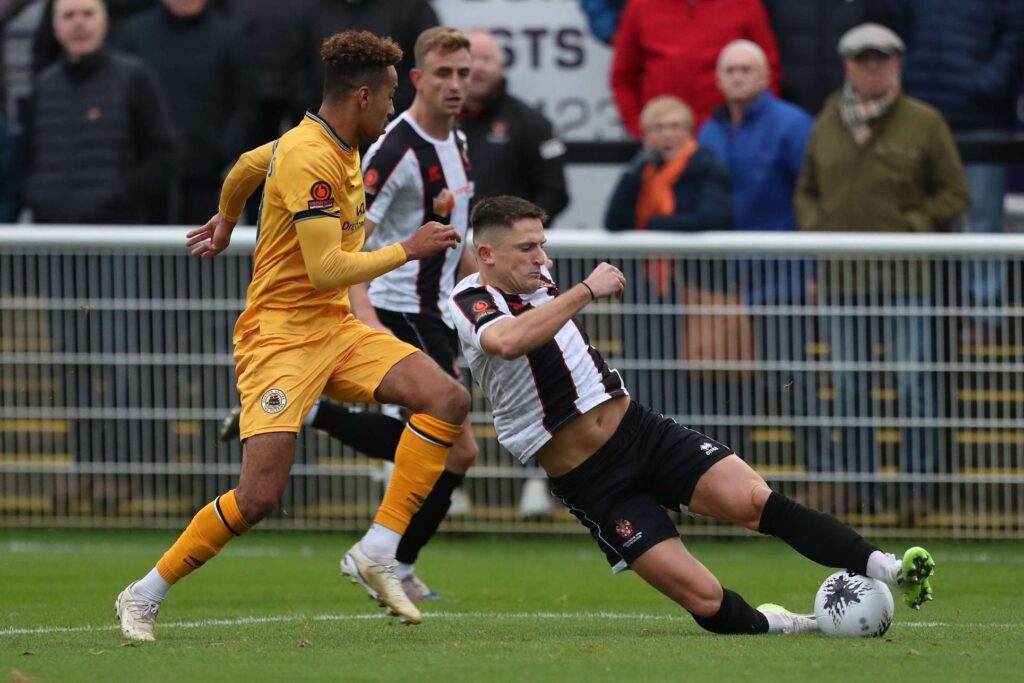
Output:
[897, 546, 935, 610]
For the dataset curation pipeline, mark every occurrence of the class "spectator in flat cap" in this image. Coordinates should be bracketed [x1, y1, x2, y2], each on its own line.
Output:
[836, 22, 904, 60]
[795, 22, 970, 524]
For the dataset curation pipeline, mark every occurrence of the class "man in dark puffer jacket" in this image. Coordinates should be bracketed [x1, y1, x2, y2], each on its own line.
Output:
[25, 0, 176, 224]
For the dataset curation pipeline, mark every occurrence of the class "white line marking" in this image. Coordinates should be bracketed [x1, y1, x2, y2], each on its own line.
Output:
[1, 612, 1018, 637]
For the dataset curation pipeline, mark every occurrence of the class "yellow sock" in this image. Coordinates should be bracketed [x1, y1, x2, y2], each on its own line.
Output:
[156, 489, 252, 583]
[374, 413, 461, 533]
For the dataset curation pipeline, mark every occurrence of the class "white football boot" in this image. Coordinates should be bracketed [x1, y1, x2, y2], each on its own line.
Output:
[341, 543, 422, 625]
[757, 603, 819, 634]
[115, 582, 160, 641]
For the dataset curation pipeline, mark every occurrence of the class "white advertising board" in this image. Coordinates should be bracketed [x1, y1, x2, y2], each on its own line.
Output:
[435, 0, 626, 228]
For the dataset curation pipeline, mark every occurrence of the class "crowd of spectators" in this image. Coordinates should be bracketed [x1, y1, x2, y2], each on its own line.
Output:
[0, 0, 1021, 233]
[1, 0, 443, 224]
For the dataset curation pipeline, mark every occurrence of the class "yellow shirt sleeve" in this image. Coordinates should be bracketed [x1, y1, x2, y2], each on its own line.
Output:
[218, 141, 275, 222]
[295, 218, 407, 291]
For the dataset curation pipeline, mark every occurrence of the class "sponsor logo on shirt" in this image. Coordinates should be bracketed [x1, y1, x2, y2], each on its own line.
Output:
[433, 188, 455, 218]
[341, 203, 366, 232]
[699, 442, 720, 456]
[308, 181, 334, 210]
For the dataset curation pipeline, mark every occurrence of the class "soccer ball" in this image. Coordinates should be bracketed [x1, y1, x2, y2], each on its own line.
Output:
[814, 570, 894, 638]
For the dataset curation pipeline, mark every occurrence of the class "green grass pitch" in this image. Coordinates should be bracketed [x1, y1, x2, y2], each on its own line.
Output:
[2, 530, 1022, 682]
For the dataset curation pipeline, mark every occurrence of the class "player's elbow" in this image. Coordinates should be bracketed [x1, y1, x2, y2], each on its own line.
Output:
[493, 338, 526, 360]
[307, 271, 345, 292]
[307, 274, 333, 292]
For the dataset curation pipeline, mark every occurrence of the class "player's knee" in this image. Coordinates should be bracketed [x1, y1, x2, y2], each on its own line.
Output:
[682, 581, 725, 619]
[235, 485, 283, 524]
[743, 484, 773, 530]
[447, 436, 478, 472]
[436, 379, 470, 421]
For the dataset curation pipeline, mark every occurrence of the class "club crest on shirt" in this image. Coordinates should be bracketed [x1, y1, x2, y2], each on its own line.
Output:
[261, 388, 287, 414]
[487, 119, 509, 144]
[433, 188, 455, 218]
[363, 169, 379, 194]
[308, 181, 334, 210]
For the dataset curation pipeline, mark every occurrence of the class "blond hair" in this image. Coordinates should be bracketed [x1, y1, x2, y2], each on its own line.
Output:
[414, 27, 471, 67]
[640, 96, 694, 133]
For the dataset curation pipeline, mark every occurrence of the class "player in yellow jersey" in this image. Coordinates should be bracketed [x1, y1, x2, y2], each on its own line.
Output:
[115, 31, 468, 640]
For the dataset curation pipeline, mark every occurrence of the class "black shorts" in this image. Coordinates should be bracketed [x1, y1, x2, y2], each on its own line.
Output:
[548, 401, 733, 572]
[375, 308, 459, 379]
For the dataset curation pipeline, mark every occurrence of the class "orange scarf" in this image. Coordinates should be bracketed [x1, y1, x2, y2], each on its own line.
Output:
[635, 138, 698, 230]
[635, 139, 697, 297]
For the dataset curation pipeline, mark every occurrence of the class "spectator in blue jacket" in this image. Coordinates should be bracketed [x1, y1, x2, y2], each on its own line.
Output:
[698, 40, 813, 307]
[892, 0, 1024, 338]
[699, 39, 812, 234]
[699, 40, 817, 467]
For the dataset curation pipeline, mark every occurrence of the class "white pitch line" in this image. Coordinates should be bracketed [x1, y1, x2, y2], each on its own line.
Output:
[1, 612, 1019, 637]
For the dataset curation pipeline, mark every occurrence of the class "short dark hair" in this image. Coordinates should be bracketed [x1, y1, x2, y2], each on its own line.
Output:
[414, 27, 471, 67]
[320, 30, 403, 101]
[471, 196, 548, 245]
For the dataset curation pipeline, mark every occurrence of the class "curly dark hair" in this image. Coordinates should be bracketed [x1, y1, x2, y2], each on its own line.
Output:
[319, 30, 403, 101]
[471, 196, 548, 245]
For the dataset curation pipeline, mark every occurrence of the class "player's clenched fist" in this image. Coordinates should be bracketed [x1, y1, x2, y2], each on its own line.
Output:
[582, 262, 626, 299]
[401, 221, 461, 260]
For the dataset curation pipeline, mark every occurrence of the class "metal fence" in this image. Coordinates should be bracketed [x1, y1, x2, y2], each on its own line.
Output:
[2, 227, 1022, 538]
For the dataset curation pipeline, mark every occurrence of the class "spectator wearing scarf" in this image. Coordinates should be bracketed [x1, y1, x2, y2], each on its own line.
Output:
[794, 23, 969, 523]
[605, 96, 732, 297]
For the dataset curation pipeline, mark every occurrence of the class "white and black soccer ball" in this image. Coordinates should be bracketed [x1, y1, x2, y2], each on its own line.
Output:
[814, 570, 895, 638]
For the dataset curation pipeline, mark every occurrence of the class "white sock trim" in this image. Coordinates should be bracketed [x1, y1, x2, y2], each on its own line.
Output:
[866, 550, 901, 588]
[396, 562, 415, 580]
[359, 522, 402, 559]
[133, 567, 172, 603]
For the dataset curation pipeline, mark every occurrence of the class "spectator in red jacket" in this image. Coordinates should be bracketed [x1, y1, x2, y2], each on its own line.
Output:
[611, 0, 782, 137]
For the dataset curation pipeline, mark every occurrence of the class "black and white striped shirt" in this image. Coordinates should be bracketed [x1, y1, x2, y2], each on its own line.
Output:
[450, 272, 627, 463]
[363, 112, 473, 326]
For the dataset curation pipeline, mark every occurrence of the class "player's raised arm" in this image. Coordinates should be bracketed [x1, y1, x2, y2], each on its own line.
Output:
[479, 262, 624, 360]
[218, 141, 275, 222]
[184, 141, 275, 258]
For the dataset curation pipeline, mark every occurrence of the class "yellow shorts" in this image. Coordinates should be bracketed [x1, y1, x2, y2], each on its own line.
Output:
[234, 316, 418, 441]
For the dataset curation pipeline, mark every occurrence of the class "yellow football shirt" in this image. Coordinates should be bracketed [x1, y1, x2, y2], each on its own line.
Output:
[230, 112, 403, 341]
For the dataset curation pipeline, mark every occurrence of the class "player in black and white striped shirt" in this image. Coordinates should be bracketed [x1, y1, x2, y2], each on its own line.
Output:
[451, 196, 936, 635]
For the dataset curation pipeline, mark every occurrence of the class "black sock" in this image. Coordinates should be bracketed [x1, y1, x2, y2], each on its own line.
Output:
[691, 588, 768, 635]
[758, 491, 878, 575]
[310, 401, 403, 461]
[396, 469, 464, 565]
